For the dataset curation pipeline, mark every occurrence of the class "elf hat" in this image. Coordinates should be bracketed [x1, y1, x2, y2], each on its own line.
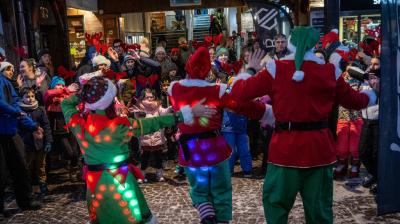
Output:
[92, 55, 111, 68]
[50, 76, 65, 89]
[81, 76, 117, 111]
[185, 47, 211, 80]
[321, 29, 339, 49]
[289, 26, 320, 82]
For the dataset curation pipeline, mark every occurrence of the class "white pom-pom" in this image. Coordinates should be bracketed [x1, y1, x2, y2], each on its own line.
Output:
[292, 71, 304, 82]
[331, 29, 339, 34]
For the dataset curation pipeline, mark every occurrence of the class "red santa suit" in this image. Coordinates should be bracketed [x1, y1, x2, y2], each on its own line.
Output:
[168, 47, 268, 223]
[229, 26, 377, 224]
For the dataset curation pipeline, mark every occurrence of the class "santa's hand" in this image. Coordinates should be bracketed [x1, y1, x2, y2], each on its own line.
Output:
[191, 98, 217, 118]
[247, 49, 266, 72]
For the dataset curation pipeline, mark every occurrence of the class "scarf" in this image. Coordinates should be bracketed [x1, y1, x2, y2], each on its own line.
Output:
[19, 100, 39, 111]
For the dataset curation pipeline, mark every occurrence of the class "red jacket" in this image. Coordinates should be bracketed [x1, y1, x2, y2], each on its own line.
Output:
[230, 59, 372, 168]
[168, 79, 266, 167]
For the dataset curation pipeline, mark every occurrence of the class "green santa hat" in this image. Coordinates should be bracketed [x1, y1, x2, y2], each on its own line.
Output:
[289, 26, 320, 82]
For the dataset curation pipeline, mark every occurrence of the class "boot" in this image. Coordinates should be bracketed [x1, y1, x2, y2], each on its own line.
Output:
[156, 169, 165, 182]
[349, 158, 360, 178]
[333, 158, 348, 180]
[201, 215, 218, 224]
[38, 183, 48, 199]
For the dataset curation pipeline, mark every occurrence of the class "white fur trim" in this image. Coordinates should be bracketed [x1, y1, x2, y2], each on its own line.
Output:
[260, 104, 275, 127]
[361, 89, 377, 107]
[85, 79, 117, 110]
[280, 50, 325, 65]
[146, 216, 158, 224]
[266, 60, 276, 78]
[287, 39, 296, 53]
[292, 71, 305, 82]
[231, 72, 251, 87]
[331, 29, 339, 34]
[0, 61, 13, 72]
[167, 81, 178, 96]
[335, 66, 342, 80]
[79, 70, 103, 85]
[219, 83, 227, 98]
[180, 105, 194, 125]
[179, 79, 215, 87]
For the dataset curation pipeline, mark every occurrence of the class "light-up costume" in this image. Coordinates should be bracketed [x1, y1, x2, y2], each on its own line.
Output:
[61, 76, 193, 224]
[168, 47, 270, 223]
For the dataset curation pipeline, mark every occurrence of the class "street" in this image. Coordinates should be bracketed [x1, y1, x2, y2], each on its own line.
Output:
[2, 161, 400, 224]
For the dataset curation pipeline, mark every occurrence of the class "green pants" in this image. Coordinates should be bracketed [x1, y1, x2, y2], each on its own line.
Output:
[263, 164, 333, 224]
[184, 160, 232, 221]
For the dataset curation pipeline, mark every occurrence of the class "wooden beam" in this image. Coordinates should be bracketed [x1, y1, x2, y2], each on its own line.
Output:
[98, 0, 245, 14]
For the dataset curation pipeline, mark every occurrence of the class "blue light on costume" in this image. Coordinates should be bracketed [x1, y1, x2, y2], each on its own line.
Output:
[187, 140, 196, 150]
[200, 166, 209, 172]
[200, 141, 211, 151]
[193, 153, 201, 162]
[189, 167, 197, 172]
[196, 175, 207, 184]
[207, 153, 217, 162]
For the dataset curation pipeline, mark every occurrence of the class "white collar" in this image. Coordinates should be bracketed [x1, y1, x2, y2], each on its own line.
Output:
[280, 50, 325, 65]
[178, 79, 216, 87]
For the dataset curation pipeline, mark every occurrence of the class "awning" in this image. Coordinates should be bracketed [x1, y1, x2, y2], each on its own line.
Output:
[98, 0, 245, 14]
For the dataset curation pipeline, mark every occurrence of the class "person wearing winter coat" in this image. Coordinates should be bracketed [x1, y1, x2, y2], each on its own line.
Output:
[44, 76, 79, 173]
[0, 62, 42, 217]
[18, 86, 53, 196]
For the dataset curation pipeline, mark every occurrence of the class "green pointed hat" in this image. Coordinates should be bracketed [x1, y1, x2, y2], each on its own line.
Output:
[289, 26, 320, 82]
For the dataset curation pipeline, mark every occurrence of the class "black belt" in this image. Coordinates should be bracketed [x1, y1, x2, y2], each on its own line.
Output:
[275, 120, 329, 132]
[179, 130, 221, 161]
[87, 159, 129, 171]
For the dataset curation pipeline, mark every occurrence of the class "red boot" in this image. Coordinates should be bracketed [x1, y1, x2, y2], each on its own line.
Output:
[334, 159, 348, 180]
[349, 158, 360, 178]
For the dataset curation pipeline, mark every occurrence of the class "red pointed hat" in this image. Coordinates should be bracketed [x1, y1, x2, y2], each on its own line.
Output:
[321, 29, 339, 48]
[185, 47, 211, 80]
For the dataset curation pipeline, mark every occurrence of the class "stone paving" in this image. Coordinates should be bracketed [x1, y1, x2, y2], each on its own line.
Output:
[2, 161, 400, 224]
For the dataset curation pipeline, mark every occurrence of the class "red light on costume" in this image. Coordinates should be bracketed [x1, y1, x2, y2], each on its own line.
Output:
[123, 208, 131, 215]
[128, 217, 136, 223]
[87, 174, 93, 182]
[95, 136, 101, 143]
[76, 133, 82, 140]
[119, 200, 128, 207]
[109, 122, 117, 133]
[113, 193, 121, 200]
[88, 124, 96, 134]
[132, 121, 138, 129]
[127, 131, 133, 137]
[96, 193, 103, 200]
[99, 184, 106, 192]
[104, 135, 111, 142]
[81, 140, 89, 148]
[109, 185, 116, 192]
[92, 200, 100, 208]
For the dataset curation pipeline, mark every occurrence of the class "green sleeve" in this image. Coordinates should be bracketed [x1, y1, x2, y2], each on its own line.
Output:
[131, 112, 184, 137]
[61, 94, 79, 123]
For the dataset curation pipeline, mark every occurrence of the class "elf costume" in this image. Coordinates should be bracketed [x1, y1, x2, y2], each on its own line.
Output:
[61, 76, 193, 224]
[168, 47, 270, 224]
[229, 27, 377, 224]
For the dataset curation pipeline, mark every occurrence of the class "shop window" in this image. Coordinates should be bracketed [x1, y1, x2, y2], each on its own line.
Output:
[340, 16, 358, 44]
[67, 15, 86, 67]
[361, 15, 381, 40]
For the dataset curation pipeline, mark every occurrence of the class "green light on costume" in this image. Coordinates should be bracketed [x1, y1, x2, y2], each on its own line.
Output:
[199, 117, 209, 126]
[124, 190, 133, 199]
[129, 200, 138, 207]
[113, 155, 126, 163]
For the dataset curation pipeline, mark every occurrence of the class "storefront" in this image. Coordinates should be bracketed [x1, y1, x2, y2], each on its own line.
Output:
[339, 0, 381, 44]
[66, 0, 122, 67]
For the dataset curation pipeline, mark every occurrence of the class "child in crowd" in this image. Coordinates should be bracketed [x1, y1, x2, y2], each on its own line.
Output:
[44, 76, 79, 178]
[222, 77, 253, 177]
[18, 86, 53, 197]
[131, 88, 172, 183]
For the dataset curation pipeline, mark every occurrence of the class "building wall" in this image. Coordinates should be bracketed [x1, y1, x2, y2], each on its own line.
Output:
[67, 8, 103, 35]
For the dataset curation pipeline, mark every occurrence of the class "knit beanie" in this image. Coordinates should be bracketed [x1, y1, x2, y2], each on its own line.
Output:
[155, 46, 166, 55]
[92, 55, 111, 68]
[81, 77, 117, 110]
[0, 61, 13, 72]
[215, 47, 229, 58]
[37, 48, 50, 59]
[123, 54, 136, 65]
[50, 76, 66, 89]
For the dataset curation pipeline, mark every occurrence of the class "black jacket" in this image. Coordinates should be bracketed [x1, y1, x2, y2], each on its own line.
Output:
[18, 105, 52, 151]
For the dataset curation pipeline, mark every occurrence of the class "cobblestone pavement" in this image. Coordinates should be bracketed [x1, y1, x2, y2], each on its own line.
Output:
[2, 161, 400, 224]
